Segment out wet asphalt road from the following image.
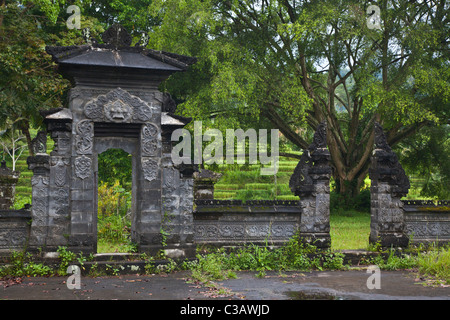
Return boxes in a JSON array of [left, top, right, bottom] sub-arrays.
[[1, 270, 449, 301]]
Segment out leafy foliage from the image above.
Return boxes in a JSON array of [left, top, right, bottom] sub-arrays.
[[191, 235, 346, 283], [98, 148, 132, 188], [396, 125, 450, 199], [0, 251, 52, 277], [97, 180, 132, 252], [149, 0, 449, 197], [0, 0, 447, 204], [97, 180, 130, 217], [0, 1, 70, 135]]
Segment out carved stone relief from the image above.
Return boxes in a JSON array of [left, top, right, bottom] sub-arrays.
[[54, 188, 69, 215], [74, 155, 92, 180], [289, 121, 330, 196], [105, 99, 133, 123], [142, 158, 158, 182], [51, 157, 70, 187], [83, 87, 154, 123], [141, 123, 159, 157], [75, 120, 94, 155], [84, 101, 103, 120], [32, 131, 47, 154], [51, 131, 71, 156], [194, 222, 296, 241], [31, 175, 49, 187]]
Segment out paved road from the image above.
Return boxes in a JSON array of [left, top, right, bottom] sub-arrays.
[[1, 270, 449, 301]]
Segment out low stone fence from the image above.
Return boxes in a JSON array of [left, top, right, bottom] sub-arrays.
[[193, 200, 301, 247], [0, 210, 31, 255], [403, 200, 450, 245]]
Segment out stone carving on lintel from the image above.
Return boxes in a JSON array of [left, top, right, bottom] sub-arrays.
[[84, 87, 154, 123]]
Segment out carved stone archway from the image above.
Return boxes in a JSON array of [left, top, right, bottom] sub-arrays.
[[26, 25, 197, 256]]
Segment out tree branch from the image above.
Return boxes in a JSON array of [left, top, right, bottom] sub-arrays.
[[264, 104, 310, 149], [388, 121, 430, 146], [279, 152, 302, 160]]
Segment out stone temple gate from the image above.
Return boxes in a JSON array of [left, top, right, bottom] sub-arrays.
[[26, 25, 197, 255]]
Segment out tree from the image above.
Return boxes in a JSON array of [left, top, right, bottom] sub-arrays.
[[148, 0, 449, 197], [396, 125, 450, 199], [0, 1, 105, 154], [82, 0, 157, 36], [98, 148, 132, 187], [0, 1, 71, 154], [0, 119, 27, 171]]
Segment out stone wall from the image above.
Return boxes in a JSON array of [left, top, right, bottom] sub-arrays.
[[0, 210, 31, 255], [193, 200, 301, 247], [403, 200, 450, 245]]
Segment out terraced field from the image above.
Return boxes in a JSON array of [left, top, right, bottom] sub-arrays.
[[211, 157, 301, 201]]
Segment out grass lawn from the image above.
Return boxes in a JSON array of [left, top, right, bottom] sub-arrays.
[[330, 210, 371, 251], [97, 241, 134, 254]]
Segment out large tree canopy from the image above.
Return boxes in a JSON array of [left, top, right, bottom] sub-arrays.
[[0, 0, 69, 152], [148, 0, 449, 196]]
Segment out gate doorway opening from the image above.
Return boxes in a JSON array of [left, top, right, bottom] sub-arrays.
[[96, 148, 134, 253], [328, 176, 371, 251]]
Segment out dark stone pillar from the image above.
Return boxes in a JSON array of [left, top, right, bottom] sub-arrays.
[[193, 169, 222, 200], [290, 121, 332, 249], [369, 122, 410, 248], [46, 115, 73, 249], [27, 132, 51, 249]]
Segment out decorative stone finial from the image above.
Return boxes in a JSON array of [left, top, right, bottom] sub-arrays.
[[31, 131, 47, 155], [370, 121, 410, 197], [101, 24, 132, 48], [289, 121, 331, 196]]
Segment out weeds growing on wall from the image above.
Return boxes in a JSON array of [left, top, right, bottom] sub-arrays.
[[0, 251, 52, 277], [187, 236, 347, 283], [415, 244, 450, 284], [1, 241, 448, 286]]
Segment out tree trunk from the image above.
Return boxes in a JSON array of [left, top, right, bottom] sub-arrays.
[[19, 121, 34, 157]]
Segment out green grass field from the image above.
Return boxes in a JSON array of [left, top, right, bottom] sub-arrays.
[[330, 210, 371, 250]]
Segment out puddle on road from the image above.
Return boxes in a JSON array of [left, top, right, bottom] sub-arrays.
[[285, 291, 346, 300]]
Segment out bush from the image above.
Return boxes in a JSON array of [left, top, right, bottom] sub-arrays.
[[0, 251, 53, 277], [330, 189, 371, 212], [235, 189, 272, 201], [416, 245, 450, 284], [97, 180, 133, 252], [191, 235, 346, 281], [12, 194, 31, 210], [97, 214, 131, 244], [98, 180, 131, 217]]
